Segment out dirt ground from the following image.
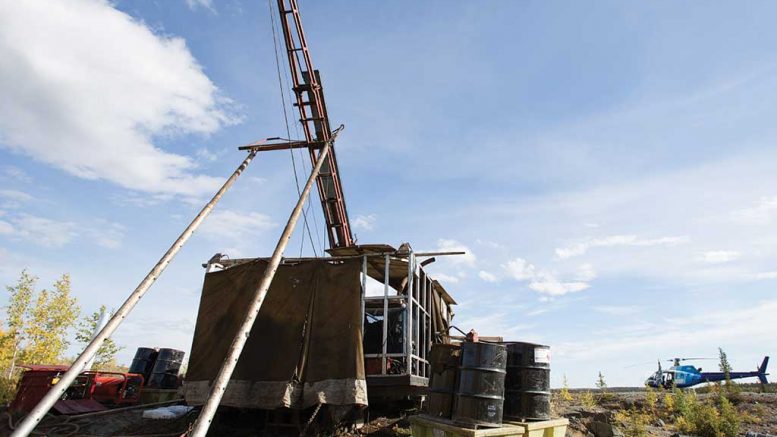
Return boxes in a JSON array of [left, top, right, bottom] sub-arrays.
[[2, 390, 775, 436], [0, 405, 411, 437], [559, 390, 777, 437]]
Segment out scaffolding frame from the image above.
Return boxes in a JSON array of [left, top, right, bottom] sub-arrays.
[[361, 249, 440, 385]]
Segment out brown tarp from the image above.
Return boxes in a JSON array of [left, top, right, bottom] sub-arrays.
[[184, 259, 367, 409]]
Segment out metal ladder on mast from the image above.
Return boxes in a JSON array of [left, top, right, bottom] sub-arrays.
[[278, 0, 353, 249]]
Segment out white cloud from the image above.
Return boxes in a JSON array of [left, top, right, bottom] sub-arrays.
[[10, 214, 77, 247], [475, 239, 504, 249], [575, 263, 597, 282], [555, 235, 689, 259], [0, 166, 31, 183], [528, 273, 589, 296], [111, 192, 172, 208], [503, 257, 592, 296], [0, 190, 33, 202], [527, 308, 548, 317], [453, 312, 537, 339], [434, 273, 460, 284], [592, 305, 640, 316], [0, 0, 237, 197], [185, 0, 216, 13], [195, 148, 220, 162], [699, 250, 741, 264], [0, 189, 33, 209], [731, 197, 777, 225], [557, 300, 777, 363], [503, 258, 536, 281], [436, 239, 476, 267], [478, 270, 498, 283], [84, 220, 126, 249], [754, 271, 777, 280], [199, 210, 275, 242], [0, 210, 126, 248], [353, 214, 377, 231]]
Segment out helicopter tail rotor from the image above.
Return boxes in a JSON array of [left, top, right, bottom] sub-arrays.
[[758, 356, 769, 385]]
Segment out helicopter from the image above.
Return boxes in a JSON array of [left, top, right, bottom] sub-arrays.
[[645, 356, 769, 389]]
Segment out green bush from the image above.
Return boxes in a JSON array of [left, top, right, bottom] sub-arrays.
[[579, 390, 597, 408], [644, 386, 658, 415], [0, 376, 19, 405], [717, 395, 740, 437], [671, 390, 739, 437], [614, 408, 650, 437]]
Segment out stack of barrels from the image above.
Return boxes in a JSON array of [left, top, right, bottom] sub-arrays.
[[426, 341, 551, 427], [129, 347, 185, 389]]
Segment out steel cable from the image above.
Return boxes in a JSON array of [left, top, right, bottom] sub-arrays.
[[267, 0, 319, 257]]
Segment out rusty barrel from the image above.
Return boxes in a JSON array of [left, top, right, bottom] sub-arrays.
[[427, 343, 461, 418], [503, 342, 551, 421], [453, 342, 507, 428]]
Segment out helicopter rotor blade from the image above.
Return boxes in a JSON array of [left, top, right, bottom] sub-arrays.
[[666, 357, 716, 362], [624, 361, 657, 369]]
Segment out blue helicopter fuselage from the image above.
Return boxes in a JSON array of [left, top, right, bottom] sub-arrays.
[[646, 357, 769, 389], [670, 365, 706, 388]]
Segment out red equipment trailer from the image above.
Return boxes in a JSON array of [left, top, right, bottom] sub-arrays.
[[10, 365, 145, 414]]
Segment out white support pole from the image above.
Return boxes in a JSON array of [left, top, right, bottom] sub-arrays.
[[406, 252, 414, 373], [361, 256, 367, 335], [84, 307, 108, 371], [382, 254, 389, 375], [189, 128, 340, 437], [11, 151, 258, 437]]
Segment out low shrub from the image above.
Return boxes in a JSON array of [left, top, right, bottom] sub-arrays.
[[579, 390, 597, 408], [614, 408, 650, 437], [671, 390, 739, 437]]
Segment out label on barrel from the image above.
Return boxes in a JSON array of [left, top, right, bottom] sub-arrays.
[[488, 404, 497, 417], [534, 347, 550, 364]]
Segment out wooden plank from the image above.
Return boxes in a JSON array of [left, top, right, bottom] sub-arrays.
[[410, 415, 526, 437]]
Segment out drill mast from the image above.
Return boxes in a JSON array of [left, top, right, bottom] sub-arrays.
[[277, 0, 354, 249]]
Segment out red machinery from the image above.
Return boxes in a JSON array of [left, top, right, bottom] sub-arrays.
[[10, 365, 144, 414]]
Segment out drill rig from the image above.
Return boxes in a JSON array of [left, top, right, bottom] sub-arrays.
[[185, 0, 458, 419], [278, 0, 458, 395]]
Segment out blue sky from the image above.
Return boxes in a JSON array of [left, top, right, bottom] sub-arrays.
[[1, 0, 776, 388]]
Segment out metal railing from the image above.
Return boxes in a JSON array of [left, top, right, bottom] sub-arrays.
[[361, 248, 441, 380]]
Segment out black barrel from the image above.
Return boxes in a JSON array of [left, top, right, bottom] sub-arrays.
[[427, 344, 461, 418], [129, 347, 158, 382], [146, 348, 185, 389], [503, 342, 551, 421], [453, 342, 507, 428]]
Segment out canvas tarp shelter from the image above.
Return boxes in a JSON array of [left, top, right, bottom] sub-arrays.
[[184, 258, 367, 409]]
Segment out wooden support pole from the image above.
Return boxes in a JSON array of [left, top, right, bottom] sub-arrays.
[[189, 126, 342, 437]]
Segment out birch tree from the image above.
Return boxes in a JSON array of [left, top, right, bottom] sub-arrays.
[[3, 270, 35, 376], [76, 305, 123, 368]]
